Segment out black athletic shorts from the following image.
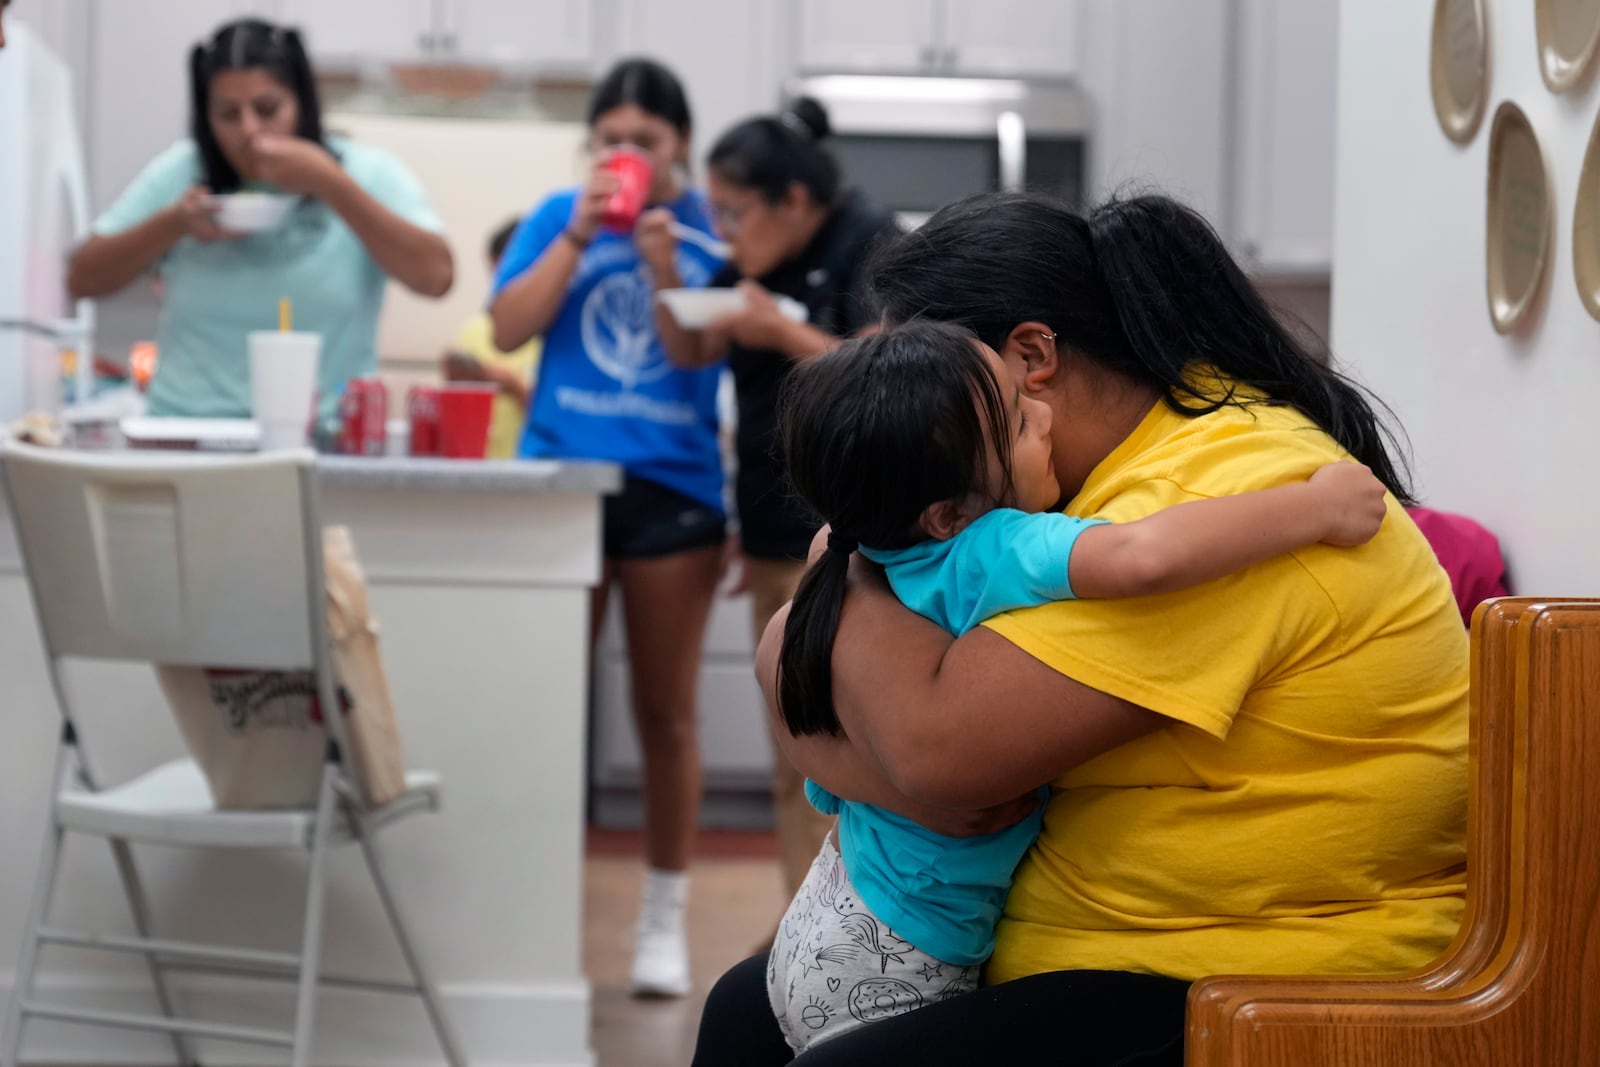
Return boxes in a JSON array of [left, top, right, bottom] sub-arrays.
[[603, 474, 726, 560]]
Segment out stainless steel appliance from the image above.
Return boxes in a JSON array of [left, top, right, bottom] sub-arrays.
[[790, 74, 1090, 228]]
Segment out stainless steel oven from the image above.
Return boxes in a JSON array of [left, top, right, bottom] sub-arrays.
[[789, 74, 1089, 228]]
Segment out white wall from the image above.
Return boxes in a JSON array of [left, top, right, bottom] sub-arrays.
[[1332, 0, 1600, 595]]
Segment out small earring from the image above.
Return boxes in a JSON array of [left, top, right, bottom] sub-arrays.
[[1040, 332, 1057, 341]]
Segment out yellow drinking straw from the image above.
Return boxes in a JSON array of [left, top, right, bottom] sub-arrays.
[[278, 297, 292, 332]]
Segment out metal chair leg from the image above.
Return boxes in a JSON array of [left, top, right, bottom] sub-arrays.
[[108, 838, 200, 1067], [2, 744, 70, 1067], [353, 813, 467, 1067], [289, 765, 338, 1067]]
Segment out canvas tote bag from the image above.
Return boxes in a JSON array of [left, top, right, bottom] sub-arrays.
[[156, 526, 406, 809]]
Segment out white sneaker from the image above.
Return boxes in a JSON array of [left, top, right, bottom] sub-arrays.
[[630, 868, 690, 998]]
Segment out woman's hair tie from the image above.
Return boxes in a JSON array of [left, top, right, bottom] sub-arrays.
[[827, 530, 858, 555], [779, 111, 814, 140]]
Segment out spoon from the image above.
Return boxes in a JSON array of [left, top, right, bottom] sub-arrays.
[[668, 221, 732, 259]]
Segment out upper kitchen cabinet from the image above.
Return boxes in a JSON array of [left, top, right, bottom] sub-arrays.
[[796, 0, 1081, 78], [1232, 0, 1338, 275], [279, 0, 595, 69], [1077, 0, 1230, 229], [796, 0, 940, 75], [448, 0, 594, 69], [937, 0, 1083, 78], [276, 0, 426, 64]]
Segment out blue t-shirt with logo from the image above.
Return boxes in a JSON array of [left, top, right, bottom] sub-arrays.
[[492, 188, 726, 513]]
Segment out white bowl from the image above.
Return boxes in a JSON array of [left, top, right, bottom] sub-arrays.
[[208, 192, 298, 233], [656, 288, 808, 329]]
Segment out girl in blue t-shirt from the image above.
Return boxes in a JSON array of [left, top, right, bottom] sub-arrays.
[[489, 58, 726, 1000], [765, 321, 1390, 1052]]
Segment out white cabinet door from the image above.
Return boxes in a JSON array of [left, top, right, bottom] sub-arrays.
[[938, 0, 1083, 78], [1077, 0, 1230, 228], [796, 0, 940, 74], [1233, 0, 1338, 274], [447, 0, 594, 69], [278, 0, 433, 64], [220, 0, 288, 17]]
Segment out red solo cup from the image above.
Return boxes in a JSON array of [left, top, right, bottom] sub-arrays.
[[437, 384, 496, 459], [407, 385, 442, 456], [598, 146, 655, 232]]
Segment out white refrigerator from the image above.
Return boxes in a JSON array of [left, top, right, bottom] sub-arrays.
[[0, 20, 94, 422]]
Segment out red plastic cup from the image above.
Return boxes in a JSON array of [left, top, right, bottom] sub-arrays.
[[598, 146, 654, 232], [407, 385, 442, 456], [437, 384, 496, 460]]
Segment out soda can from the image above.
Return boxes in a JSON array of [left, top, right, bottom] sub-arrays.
[[339, 377, 388, 456], [407, 385, 442, 457]]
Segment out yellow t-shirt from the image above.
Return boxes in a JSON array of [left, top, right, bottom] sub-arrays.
[[453, 312, 541, 460], [985, 385, 1469, 984]]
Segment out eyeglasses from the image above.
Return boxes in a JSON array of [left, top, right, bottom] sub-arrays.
[[708, 199, 755, 236]]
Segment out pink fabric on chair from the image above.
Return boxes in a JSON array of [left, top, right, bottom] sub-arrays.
[[1406, 506, 1511, 626]]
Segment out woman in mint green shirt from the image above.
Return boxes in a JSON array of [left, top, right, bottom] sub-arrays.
[[67, 18, 452, 422]]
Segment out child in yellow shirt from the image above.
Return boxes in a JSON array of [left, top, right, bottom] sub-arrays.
[[443, 218, 541, 459]]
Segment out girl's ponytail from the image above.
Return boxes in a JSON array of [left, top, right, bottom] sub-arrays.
[[776, 533, 856, 737], [1085, 196, 1415, 503], [278, 27, 327, 147]]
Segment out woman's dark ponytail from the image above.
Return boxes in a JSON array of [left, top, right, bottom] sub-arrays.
[[776, 536, 856, 737], [188, 42, 212, 173], [278, 28, 326, 143], [1084, 196, 1415, 503]]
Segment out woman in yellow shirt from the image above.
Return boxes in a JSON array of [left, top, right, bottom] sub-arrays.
[[691, 193, 1467, 1066]]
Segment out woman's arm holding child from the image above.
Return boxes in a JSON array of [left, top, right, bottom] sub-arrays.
[[1069, 461, 1389, 599]]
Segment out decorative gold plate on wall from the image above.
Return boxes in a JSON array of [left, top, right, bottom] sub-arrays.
[[1535, 0, 1600, 92], [1432, 0, 1490, 142], [1485, 102, 1553, 333], [1571, 105, 1600, 319]]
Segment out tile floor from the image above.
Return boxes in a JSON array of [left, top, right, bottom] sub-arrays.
[[585, 829, 787, 1067]]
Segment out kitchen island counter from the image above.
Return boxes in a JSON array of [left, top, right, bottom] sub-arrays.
[[0, 453, 615, 1067]]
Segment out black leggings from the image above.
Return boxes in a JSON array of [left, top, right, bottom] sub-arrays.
[[690, 953, 1190, 1066]]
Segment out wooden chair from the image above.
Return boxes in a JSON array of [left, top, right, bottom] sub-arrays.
[[1186, 598, 1600, 1066]]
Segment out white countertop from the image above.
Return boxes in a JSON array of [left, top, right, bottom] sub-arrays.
[[316, 455, 621, 493], [0, 440, 621, 496]]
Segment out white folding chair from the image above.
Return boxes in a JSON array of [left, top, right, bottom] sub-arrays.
[[0, 444, 466, 1067]]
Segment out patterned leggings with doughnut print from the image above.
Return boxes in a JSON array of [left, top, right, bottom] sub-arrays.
[[767, 834, 980, 1053]]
